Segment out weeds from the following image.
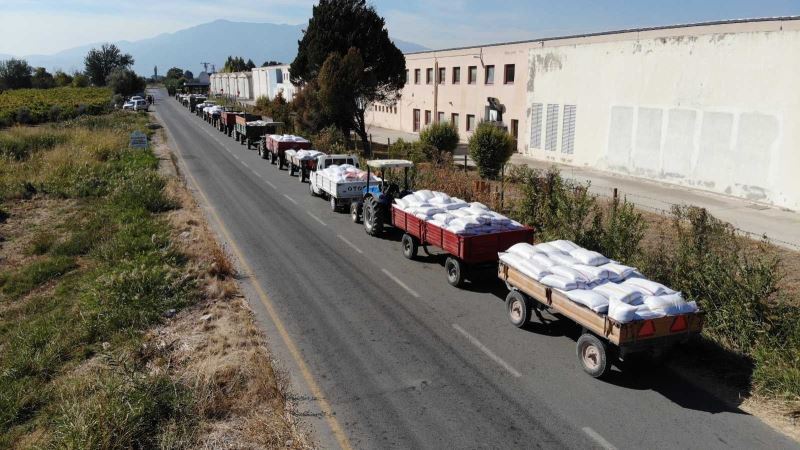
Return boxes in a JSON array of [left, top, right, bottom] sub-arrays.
[[0, 256, 77, 299]]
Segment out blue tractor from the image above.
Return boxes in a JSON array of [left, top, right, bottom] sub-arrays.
[[351, 159, 415, 236]]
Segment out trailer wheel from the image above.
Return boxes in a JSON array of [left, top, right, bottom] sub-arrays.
[[445, 257, 465, 287], [290, 164, 296, 176], [505, 290, 531, 328], [350, 202, 361, 223], [576, 334, 612, 378], [330, 196, 338, 212], [401, 234, 418, 260], [309, 182, 318, 197], [247, 141, 252, 150]]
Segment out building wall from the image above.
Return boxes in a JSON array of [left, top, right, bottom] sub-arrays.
[[364, 18, 800, 210], [209, 72, 253, 100], [251, 65, 295, 102], [366, 42, 530, 149], [525, 20, 800, 210]]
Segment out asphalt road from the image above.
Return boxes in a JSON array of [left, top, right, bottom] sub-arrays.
[[152, 89, 795, 450]]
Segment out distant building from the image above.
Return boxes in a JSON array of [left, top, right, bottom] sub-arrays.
[[209, 71, 253, 100], [252, 64, 295, 102], [366, 16, 800, 210]]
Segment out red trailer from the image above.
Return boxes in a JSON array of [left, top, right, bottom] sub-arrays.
[[262, 135, 312, 169], [392, 206, 534, 287], [219, 111, 242, 136]]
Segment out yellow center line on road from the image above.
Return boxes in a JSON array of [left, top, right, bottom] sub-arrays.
[[159, 106, 353, 450]]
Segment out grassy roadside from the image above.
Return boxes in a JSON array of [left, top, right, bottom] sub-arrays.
[[0, 111, 311, 448]]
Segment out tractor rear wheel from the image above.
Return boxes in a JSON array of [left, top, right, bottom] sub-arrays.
[[364, 198, 384, 236]]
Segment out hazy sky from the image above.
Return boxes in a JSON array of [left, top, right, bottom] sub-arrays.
[[2, 0, 799, 55]]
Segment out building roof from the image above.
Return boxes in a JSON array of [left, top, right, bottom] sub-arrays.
[[404, 16, 800, 55]]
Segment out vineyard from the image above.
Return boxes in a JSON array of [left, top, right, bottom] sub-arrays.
[[0, 87, 112, 127]]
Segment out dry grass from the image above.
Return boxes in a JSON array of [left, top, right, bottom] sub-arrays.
[[152, 129, 313, 448]]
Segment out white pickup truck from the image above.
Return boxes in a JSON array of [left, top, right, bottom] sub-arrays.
[[308, 155, 372, 211]]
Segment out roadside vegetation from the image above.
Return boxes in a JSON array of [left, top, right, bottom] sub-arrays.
[[0, 87, 112, 127], [0, 110, 310, 448]]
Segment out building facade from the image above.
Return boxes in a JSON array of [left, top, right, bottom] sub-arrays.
[[209, 71, 253, 100], [252, 65, 296, 102], [365, 17, 800, 210]]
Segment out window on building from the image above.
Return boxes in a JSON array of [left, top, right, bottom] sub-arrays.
[[405, 70, 409, 83], [545, 104, 560, 151], [452, 67, 461, 84], [438, 67, 446, 84], [413, 109, 421, 132], [561, 105, 577, 154], [451, 113, 459, 129], [414, 69, 420, 84], [425, 110, 431, 125], [485, 65, 495, 84], [467, 114, 476, 131], [529, 103, 543, 149], [468, 66, 477, 84], [275, 68, 283, 84], [426, 68, 433, 84], [438, 111, 445, 123], [511, 119, 519, 152], [504, 64, 515, 84]]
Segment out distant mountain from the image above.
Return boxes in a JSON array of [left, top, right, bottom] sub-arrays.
[[5, 19, 428, 75]]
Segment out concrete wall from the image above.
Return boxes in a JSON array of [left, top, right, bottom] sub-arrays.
[[524, 21, 800, 210]]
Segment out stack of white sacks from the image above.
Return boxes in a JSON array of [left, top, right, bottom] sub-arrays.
[[291, 149, 325, 160], [318, 164, 381, 182], [247, 120, 272, 126], [499, 240, 698, 323], [394, 190, 526, 235], [269, 134, 310, 144]]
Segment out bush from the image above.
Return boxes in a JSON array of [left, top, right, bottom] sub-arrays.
[[0, 128, 69, 160], [468, 121, 514, 179], [15, 107, 31, 124], [312, 125, 346, 153], [420, 121, 459, 160]]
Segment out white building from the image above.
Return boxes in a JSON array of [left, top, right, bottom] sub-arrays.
[[365, 17, 800, 211], [209, 71, 253, 100], [252, 64, 296, 102]]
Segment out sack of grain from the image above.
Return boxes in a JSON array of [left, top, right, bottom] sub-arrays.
[[608, 298, 637, 323], [622, 278, 676, 296], [550, 240, 580, 253], [565, 289, 610, 313], [592, 282, 643, 305], [540, 274, 577, 291], [569, 248, 609, 266]]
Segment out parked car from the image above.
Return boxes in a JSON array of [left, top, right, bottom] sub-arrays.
[[122, 100, 135, 110], [133, 99, 149, 111]]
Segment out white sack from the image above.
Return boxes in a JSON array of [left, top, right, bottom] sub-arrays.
[[394, 198, 408, 209], [550, 240, 580, 253], [432, 213, 456, 224], [532, 253, 557, 268], [608, 298, 637, 323], [539, 274, 577, 291], [532, 242, 559, 254], [548, 252, 580, 267], [470, 202, 489, 210], [623, 278, 676, 296], [414, 190, 435, 201], [499, 253, 551, 281], [633, 305, 665, 320], [643, 293, 697, 315], [569, 248, 610, 266], [505, 243, 538, 259], [550, 265, 589, 284], [564, 289, 610, 313], [571, 264, 611, 281], [592, 283, 643, 305], [600, 262, 637, 281]]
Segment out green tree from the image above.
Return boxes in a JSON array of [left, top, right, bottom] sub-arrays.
[[106, 68, 145, 97], [0, 58, 33, 90], [246, 59, 256, 70], [183, 70, 194, 80], [31, 67, 55, 89], [71, 73, 89, 87], [84, 44, 134, 86], [262, 60, 282, 67], [165, 67, 184, 80], [291, 0, 406, 154], [53, 70, 73, 87], [420, 121, 459, 161], [468, 122, 514, 179], [222, 56, 249, 73]]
